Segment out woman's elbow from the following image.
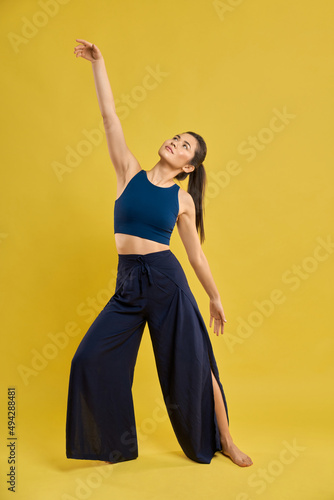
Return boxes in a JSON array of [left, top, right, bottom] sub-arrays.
[[102, 108, 117, 126]]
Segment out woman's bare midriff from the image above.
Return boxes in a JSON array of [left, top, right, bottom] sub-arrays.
[[115, 233, 170, 255]]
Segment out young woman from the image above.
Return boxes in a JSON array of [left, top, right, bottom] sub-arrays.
[[66, 38, 253, 467]]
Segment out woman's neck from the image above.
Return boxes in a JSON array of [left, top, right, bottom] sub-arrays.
[[147, 162, 177, 187]]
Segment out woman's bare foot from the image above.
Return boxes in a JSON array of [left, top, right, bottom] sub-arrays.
[[221, 439, 253, 467]]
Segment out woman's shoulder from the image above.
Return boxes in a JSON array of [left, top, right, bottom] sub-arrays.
[[178, 186, 194, 202], [177, 187, 195, 215]]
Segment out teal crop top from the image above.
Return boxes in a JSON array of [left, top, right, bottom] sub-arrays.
[[114, 170, 180, 245]]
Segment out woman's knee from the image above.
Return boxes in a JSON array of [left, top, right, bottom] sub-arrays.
[[71, 341, 99, 368]]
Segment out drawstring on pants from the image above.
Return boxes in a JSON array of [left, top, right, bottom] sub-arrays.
[[136, 256, 153, 295]]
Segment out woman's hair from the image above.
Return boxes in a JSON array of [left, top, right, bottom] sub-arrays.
[[174, 131, 207, 243]]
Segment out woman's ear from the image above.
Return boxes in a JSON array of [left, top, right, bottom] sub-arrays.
[[182, 164, 195, 174]]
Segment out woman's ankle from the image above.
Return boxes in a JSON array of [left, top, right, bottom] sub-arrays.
[[220, 434, 234, 448]]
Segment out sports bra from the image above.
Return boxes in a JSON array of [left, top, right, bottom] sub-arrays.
[[114, 169, 180, 245]]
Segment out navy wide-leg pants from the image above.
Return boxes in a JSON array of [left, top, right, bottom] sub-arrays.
[[66, 249, 229, 464]]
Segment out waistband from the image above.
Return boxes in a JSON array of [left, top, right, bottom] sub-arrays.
[[117, 249, 172, 265], [116, 250, 174, 295], [115, 248, 189, 298]]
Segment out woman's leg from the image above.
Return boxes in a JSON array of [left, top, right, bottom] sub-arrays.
[[66, 256, 149, 463], [211, 370, 253, 466], [138, 249, 252, 465]]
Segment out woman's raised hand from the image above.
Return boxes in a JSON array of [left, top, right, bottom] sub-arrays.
[[74, 39, 102, 62]]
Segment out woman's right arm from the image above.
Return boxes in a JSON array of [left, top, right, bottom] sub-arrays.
[[74, 39, 140, 184]]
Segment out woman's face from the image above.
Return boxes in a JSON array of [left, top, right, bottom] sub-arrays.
[[158, 133, 198, 172]]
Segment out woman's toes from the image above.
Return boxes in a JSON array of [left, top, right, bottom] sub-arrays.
[[221, 442, 253, 467]]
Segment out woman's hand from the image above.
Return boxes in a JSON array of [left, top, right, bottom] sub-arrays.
[[74, 39, 102, 62], [209, 298, 227, 336]]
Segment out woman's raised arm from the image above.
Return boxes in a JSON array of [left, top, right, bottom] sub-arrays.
[[74, 39, 140, 183]]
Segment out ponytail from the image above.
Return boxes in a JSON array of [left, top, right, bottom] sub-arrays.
[[174, 131, 207, 244], [188, 163, 206, 243]]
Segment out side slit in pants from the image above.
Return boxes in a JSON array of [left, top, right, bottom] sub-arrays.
[[66, 249, 229, 464]]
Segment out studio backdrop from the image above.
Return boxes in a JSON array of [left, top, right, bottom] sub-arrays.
[[0, 1, 333, 499]]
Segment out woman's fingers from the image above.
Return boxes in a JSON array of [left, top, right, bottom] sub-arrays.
[[74, 43, 89, 51], [210, 300, 227, 335], [75, 39, 94, 52], [219, 310, 227, 335], [73, 39, 99, 62], [74, 48, 91, 60], [210, 314, 227, 335], [220, 317, 225, 335], [74, 48, 85, 57], [74, 40, 90, 51], [210, 316, 219, 335], [75, 38, 90, 45], [220, 312, 227, 335]]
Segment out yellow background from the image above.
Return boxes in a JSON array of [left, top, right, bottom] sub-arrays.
[[1, 0, 333, 498]]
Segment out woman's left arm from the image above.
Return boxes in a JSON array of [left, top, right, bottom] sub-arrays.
[[176, 190, 227, 336]]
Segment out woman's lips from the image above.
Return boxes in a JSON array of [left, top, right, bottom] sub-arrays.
[[166, 146, 174, 154]]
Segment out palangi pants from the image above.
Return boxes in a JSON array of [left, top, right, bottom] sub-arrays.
[[66, 249, 229, 464]]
